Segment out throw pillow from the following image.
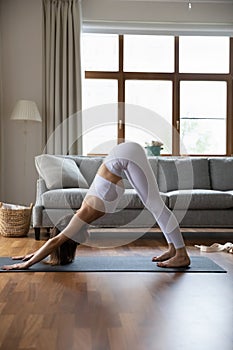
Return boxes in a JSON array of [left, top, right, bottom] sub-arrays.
[[35, 155, 89, 189], [209, 158, 233, 191], [158, 157, 211, 192]]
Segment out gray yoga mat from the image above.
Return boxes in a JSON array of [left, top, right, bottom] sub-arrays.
[[0, 256, 226, 273]]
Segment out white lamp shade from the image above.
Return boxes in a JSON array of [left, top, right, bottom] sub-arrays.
[[11, 100, 42, 122]]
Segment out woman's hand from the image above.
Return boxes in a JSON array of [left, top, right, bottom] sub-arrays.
[[11, 253, 35, 261], [1, 261, 29, 270], [0, 253, 35, 270], [1, 234, 68, 271]]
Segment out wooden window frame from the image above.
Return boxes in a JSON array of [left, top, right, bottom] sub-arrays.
[[85, 35, 233, 156]]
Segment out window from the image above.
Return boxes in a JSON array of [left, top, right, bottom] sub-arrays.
[[125, 80, 172, 153], [82, 34, 233, 156], [179, 36, 229, 74], [82, 33, 119, 71], [180, 81, 227, 155], [124, 35, 174, 72]]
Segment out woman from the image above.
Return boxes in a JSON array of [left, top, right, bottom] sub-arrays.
[[2, 142, 190, 270]]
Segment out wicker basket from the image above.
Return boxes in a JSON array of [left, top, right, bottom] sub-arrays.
[[0, 202, 33, 237]]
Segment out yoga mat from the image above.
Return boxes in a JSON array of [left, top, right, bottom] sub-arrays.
[[0, 256, 226, 273]]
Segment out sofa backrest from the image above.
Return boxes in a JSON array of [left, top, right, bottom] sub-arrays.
[[35, 154, 159, 189], [72, 156, 104, 186], [37, 154, 233, 193], [48, 155, 159, 189], [209, 158, 233, 191], [158, 157, 211, 192]]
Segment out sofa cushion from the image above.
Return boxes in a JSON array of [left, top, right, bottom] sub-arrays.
[[118, 189, 144, 209], [168, 189, 233, 210], [42, 189, 88, 209], [42, 189, 137, 210], [209, 158, 233, 191], [42, 188, 169, 210], [117, 189, 168, 209], [35, 155, 89, 190], [148, 157, 159, 179], [158, 158, 211, 192]]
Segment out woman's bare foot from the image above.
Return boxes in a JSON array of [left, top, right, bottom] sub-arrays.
[[156, 249, 191, 268], [152, 244, 176, 262]]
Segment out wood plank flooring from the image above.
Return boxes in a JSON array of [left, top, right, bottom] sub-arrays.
[[0, 229, 232, 350]]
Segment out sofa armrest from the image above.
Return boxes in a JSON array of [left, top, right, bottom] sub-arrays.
[[35, 178, 48, 204], [32, 178, 48, 227]]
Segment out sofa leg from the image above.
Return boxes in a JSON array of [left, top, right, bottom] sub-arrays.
[[35, 227, 40, 240]]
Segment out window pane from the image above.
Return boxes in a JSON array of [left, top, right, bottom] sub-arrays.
[[180, 81, 227, 155], [125, 81, 173, 153], [179, 36, 229, 73], [124, 35, 174, 72], [180, 119, 226, 155], [180, 81, 226, 118], [82, 33, 119, 71], [82, 79, 118, 155]]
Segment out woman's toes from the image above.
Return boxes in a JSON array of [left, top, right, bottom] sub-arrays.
[[152, 250, 176, 262], [152, 256, 159, 261]]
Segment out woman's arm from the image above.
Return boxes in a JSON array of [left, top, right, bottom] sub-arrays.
[[1, 233, 69, 270], [1, 200, 104, 270]]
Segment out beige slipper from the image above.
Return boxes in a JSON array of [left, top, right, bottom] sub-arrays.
[[195, 242, 233, 254]]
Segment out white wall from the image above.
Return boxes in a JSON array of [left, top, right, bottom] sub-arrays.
[[0, 0, 43, 205]]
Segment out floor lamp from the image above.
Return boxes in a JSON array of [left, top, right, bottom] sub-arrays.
[[11, 100, 42, 177]]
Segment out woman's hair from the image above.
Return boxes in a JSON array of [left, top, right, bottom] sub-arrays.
[[46, 214, 79, 265]]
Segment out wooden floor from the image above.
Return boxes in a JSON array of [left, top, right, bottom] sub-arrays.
[[0, 228, 233, 350]]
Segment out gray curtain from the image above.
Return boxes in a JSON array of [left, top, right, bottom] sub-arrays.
[[43, 0, 82, 154]]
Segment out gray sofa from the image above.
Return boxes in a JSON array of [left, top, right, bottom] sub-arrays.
[[33, 154, 233, 240]]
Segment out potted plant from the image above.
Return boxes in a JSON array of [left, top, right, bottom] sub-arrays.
[[145, 140, 163, 156]]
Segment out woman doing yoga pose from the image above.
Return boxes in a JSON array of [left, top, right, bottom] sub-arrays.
[[2, 142, 190, 270]]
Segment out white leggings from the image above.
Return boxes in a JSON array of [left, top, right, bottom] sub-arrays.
[[87, 174, 125, 213], [86, 142, 185, 249]]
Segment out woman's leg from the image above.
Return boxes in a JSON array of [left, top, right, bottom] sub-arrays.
[[104, 142, 190, 267]]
